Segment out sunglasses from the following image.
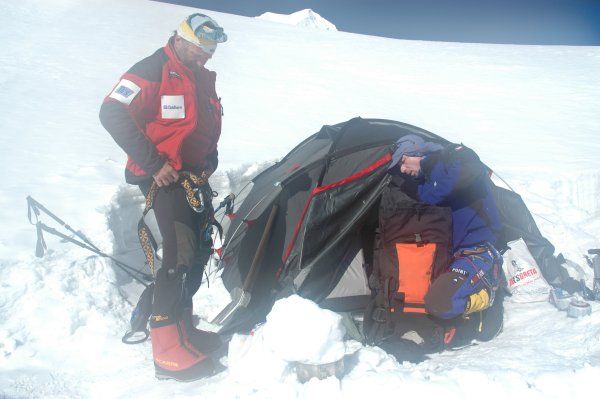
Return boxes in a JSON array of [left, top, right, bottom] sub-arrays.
[[186, 13, 227, 43], [188, 40, 217, 55]]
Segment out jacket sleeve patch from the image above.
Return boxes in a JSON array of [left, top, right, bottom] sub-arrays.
[[109, 79, 141, 105], [161, 95, 185, 119]]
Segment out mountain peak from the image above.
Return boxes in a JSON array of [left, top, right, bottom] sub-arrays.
[[256, 9, 337, 31]]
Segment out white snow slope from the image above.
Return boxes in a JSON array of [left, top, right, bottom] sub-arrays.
[[0, 0, 599, 397], [257, 9, 337, 31]]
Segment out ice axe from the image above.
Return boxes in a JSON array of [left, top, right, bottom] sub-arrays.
[[212, 203, 279, 326]]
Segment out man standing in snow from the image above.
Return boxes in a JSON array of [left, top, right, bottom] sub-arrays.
[[391, 135, 504, 342], [99, 13, 226, 381]]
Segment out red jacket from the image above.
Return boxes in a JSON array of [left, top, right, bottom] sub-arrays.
[[100, 38, 222, 183]]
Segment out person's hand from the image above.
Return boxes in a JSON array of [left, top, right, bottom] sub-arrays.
[[153, 162, 179, 187]]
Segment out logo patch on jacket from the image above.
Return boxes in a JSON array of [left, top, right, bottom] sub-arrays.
[[161, 95, 185, 119], [108, 79, 141, 105]]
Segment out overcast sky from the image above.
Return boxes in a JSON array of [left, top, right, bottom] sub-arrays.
[[154, 0, 600, 45]]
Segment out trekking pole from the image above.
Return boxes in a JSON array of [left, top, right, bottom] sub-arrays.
[[27, 196, 100, 251], [26, 196, 152, 286], [39, 223, 150, 287]]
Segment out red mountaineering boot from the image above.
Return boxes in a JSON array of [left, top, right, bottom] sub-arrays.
[[150, 320, 217, 382], [150, 267, 218, 382]]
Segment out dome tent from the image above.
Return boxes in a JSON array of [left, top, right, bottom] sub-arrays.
[[214, 117, 573, 334]]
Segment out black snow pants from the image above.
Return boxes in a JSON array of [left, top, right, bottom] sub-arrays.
[[139, 181, 212, 325]]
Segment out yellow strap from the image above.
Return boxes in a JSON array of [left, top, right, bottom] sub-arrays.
[[144, 182, 158, 214], [138, 224, 156, 276], [464, 288, 490, 315], [143, 171, 208, 214]]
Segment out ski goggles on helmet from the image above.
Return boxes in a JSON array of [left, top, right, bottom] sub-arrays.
[[177, 13, 227, 54]]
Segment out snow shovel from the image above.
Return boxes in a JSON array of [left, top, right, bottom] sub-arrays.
[[212, 203, 279, 326]]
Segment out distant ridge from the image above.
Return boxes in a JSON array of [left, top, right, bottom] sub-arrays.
[[256, 9, 337, 31]]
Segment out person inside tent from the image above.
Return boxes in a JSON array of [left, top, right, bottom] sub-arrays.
[[389, 134, 505, 346], [99, 13, 227, 381]]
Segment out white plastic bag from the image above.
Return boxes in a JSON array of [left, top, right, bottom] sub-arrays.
[[502, 238, 551, 302]]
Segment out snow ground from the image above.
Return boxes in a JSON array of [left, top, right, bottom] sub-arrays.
[[0, 0, 599, 397]]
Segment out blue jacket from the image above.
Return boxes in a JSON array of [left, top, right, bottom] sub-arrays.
[[416, 145, 502, 252]]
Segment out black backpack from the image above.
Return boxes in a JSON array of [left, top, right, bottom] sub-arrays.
[[364, 178, 453, 348]]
